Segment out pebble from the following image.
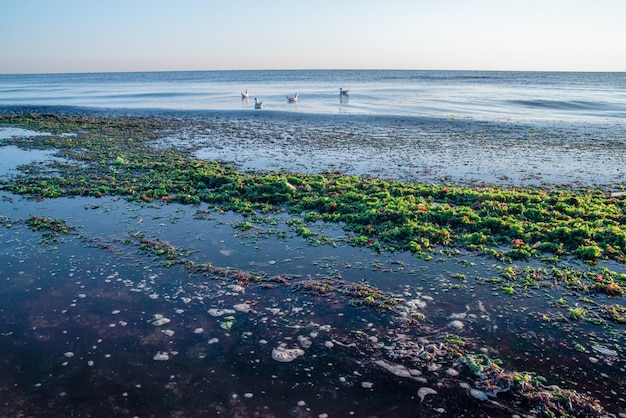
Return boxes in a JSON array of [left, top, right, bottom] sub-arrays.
[[361, 381, 374, 389], [446, 368, 459, 376], [469, 388, 489, 401], [228, 284, 244, 293], [417, 387, 437, 403], [592, 345, 618, 357], [152, 317, 170, 326], [153, 351, 170, 361], [233, 303, 251, 312], [427, 363, 442, 372], [448, 320, 464, 330], [374, 359, 412, 378]]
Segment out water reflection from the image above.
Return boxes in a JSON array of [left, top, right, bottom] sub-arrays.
[[0, 193, 624, 416]]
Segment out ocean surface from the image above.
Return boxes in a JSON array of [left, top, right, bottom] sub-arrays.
[[1, 70, 626, 123]]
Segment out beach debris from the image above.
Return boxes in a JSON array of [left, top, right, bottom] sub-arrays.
[[271, 346, 305, 362], [417, 387, 437, 403]]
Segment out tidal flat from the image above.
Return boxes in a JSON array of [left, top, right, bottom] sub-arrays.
[[0, 110, 625, 417]]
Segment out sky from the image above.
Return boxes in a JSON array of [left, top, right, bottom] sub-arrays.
[[1, 0, 624, 74]]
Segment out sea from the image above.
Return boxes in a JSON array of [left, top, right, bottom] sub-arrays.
[[1, 69, 626, 123]]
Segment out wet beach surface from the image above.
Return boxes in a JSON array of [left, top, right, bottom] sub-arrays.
[[1, 108, 625, 417]]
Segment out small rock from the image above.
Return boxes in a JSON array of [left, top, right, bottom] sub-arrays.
[[448, 320, 464, 330], [418, 387, 437, 403], [469, 388, 488, 401]]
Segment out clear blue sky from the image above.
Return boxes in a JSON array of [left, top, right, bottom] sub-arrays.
[[1, 0, 624, 74]]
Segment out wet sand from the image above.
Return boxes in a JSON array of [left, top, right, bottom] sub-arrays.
[[152, 111, 626, 188]]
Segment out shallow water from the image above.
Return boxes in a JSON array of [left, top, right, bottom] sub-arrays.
[[2, 70, 625, 123], [1, 190, 625, 416], [0, 128, 71, 176], [1, 113, 625, 416]]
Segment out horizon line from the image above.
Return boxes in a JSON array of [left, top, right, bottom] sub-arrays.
[[2, 68, 625, 76]]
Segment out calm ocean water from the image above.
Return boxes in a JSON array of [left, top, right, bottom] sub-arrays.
[[1, 70, 625, 123]]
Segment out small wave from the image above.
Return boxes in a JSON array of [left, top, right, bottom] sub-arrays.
[[109, 91, 206, 99], [510, 99, 618, 112]]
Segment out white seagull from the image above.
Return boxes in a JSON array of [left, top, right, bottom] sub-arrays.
[[287, 93, 299, 103], [339, 88, 350, 96], [241, 89, 249, 99], [254, 98, 263, 109]]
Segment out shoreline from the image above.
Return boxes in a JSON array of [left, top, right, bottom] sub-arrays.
[[3, 104, 624, 189]]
